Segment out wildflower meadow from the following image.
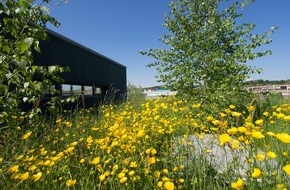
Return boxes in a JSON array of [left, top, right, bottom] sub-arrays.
[[1, 93, 290, 189]]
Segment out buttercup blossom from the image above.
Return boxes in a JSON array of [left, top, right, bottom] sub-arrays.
[[119, 177, 127, 184], [22, 131, 32, 140], [255, 119, 263, 126], [19, 172, 29, 181], [231, 178, 244, 190], [79, 158, 85, 163], [252, 131, 265, 139], [267, 151, 277, 159], [66, 179, 76, 187], [91, 157, 100, 164], [219, 134, 230, 146], [252, 168, 262, 178], [283, 164, 290, 175], [8, 165, 19, 173], [99, 174, 106, 181], [164, 181, 175, 190], [276, 133, 290, 143], [32, 172, 42, 181]]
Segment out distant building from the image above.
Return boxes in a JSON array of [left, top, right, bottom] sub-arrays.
[[246, 84, 290, 97], [143, 86, 177, 98]]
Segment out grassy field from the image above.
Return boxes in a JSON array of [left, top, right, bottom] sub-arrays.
[[1, 94, 290, 189]]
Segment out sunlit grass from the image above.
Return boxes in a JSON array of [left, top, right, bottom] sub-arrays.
[[1, 96, 290, 189]]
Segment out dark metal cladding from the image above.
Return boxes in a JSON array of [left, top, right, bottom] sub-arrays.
[[33, 28, 127, 108]]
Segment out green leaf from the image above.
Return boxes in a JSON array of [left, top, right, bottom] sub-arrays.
[[24, 82, 30, 89], [23, 97, 28, 102], [48, 66, 56, 73], [24, 37, 33, 47]]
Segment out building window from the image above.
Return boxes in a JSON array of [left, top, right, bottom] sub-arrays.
[[281, 86, 287, 90], [72, 85, 82, 95], [83, 86, 93, 95], [94, 87, 102, 95], [61, 84, 82, 96], [62, 84, 72, 96]]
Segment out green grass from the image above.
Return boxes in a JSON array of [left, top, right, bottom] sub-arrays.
[[1, 95, 290, 189]]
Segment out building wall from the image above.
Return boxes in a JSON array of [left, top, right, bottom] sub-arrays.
[[33, 29, 127, 105]]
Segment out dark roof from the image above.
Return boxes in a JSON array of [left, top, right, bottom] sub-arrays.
[[45, 28, 126, 69]]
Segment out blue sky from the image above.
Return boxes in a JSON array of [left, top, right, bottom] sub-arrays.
[[48, 0, 290, 87]]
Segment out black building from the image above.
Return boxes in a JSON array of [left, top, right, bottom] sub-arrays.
[[33, 29, 127, 107]]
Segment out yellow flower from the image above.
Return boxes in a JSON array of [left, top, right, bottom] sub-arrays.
[[64, 121, 72, 127], [0, 157, 3, 163], [157, 181, 163, 187], [231, 112, 241, 117], [145, 148, 151, 154], [178, 178, 185, 183], [247, 105, 255, 112], [117, 172, 125, 179], [70, 141, 78, 146], [229, 105, 235, 109], [211, 119, 220, 126], [32, 172, 42, 182], [277, 183, 287, 190], [128, 170, 135, 176], [66, 179, 76, 187], [19, 172, 29, 181], [129, 161, 137, 168], [22, 131, 32, 140], [283, 164, 290, 175], [206, 116, 214, 121], [8, 165, 19, 173], [28, 165, 37, 171], [91, 157, 100, 165], [230, 139, 241, 150], [153, 171, 160, 178], [252, 168, 262, 178], [79, 158, 85, 163], [91, 126, 98, 131], [255, 119, 263, 126], [284, 115, 290, 121], [113, 164, 119, 170], [263, 112, 269, 117], [163, 169, 169, 174], [267, 132, 276, 136], [137, 129, 146, 137], [173, 166, 179, 172], [238, 127, 247, 133], [99, 174, 106, 181], [219, 134, 230, 146], [119, 177, 127, 184], [86, 136, 93, 144], [220, 112, 227, 117], [251, 131, 265, 139], [276, 133, 290, 143], [227, 127, 238, 135], [151, 148, 157, 155], [231, 178, 244, 190], [16, 155, 24, 160], [147, 157, 156, 164], [267, 151, 277, 159], [164, 181, 175, 190], [255, 153, 265, 161], [192, 103, 201, 108]]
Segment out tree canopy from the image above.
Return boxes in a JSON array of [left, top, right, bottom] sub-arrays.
[[141, 0, 276, 107], [0, 0, 64, 129]]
